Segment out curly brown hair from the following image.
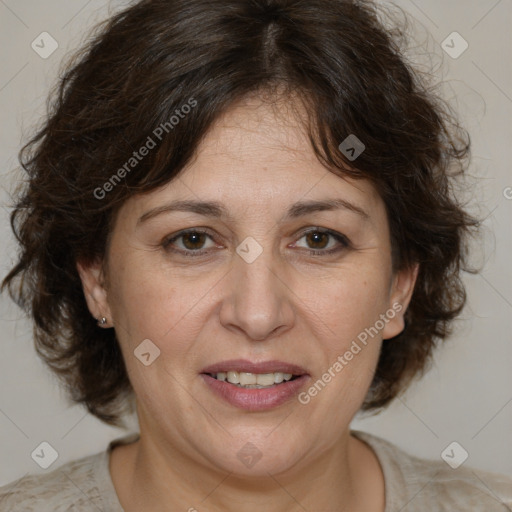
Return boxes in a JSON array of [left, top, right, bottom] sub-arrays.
[[2, 0, 479, 427]]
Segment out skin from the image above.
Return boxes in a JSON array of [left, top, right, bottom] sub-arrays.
[[77, 92, 418, 512]]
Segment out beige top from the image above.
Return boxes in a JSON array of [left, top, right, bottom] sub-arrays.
[[1, 430, 511, 511]]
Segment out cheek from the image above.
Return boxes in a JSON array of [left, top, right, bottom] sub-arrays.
[[109, 255, 213, 344], [294, 266, 388, 408], [298, 277, 385, 425], [298, 267, 391, 346]]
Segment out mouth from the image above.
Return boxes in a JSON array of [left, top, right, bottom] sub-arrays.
[[204, 371, 302, 389], [200, 359, 309, 391], [200, 364, 310, 411]]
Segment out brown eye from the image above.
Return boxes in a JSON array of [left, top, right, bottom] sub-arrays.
[[304, 231, 330, 249], [181, 232, 208, 250], [294, 228, 350, 255], [162, 229, 216, 256]]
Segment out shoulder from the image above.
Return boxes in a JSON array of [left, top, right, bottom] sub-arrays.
[[352, 430, 512, 511], [0, 449, 118, 512]]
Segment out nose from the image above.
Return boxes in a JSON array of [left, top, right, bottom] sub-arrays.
[[219, 246, 295, 341]]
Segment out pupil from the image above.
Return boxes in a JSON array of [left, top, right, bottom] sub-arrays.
[[182, 232, 328, 251], [183, 232, 204, 250], [307, 232, 328, 249]]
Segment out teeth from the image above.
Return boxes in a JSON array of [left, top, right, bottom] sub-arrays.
[[274, 372, 284, 384], [226, 371, 239, 384], [254, 373, 275, 386], [212, 371, 297, 387], [239, 372, 257, 385]]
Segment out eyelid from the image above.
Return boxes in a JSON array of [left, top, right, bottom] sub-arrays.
[[294, 226, 350, 244], [162, 226, 350, 256], [162, 227, 217, 248], [291, 227, 350, 253]]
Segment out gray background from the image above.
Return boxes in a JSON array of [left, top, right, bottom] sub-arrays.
[[1, 0, 511, 487]]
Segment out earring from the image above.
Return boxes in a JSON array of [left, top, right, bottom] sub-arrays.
[[97, 316, 108, 326]]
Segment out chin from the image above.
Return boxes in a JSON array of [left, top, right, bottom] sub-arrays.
[[201, 433, 311, 478]]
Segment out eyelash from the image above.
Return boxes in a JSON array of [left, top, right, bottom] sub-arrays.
[[162, 227, 350, 258]]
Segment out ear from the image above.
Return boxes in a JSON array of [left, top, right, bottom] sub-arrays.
[[76, 259, 113, 326], [382, 263, 419, 340]]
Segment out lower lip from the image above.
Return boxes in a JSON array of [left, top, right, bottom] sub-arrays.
[[200, 374, 310, 411]]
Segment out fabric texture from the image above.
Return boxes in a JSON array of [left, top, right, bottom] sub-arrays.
[[1, 430, 510, 511]]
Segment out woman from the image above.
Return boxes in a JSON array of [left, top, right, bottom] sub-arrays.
[[1, 0, 511, 510]]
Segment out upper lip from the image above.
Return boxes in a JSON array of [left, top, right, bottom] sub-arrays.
[[201, 359, 309, 375]]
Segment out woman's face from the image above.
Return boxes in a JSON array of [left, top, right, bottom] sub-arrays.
[[79, 94, 417, 476]]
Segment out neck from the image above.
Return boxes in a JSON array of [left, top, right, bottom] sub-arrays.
[[110, 424, 384, 512]]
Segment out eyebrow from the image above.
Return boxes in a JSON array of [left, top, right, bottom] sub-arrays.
[[137, 198, 370, 225]]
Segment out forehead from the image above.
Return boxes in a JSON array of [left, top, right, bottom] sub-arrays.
[[174, 94, 380, 205], [118, 93, 384, 225], [199, 93, 310, 156]]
